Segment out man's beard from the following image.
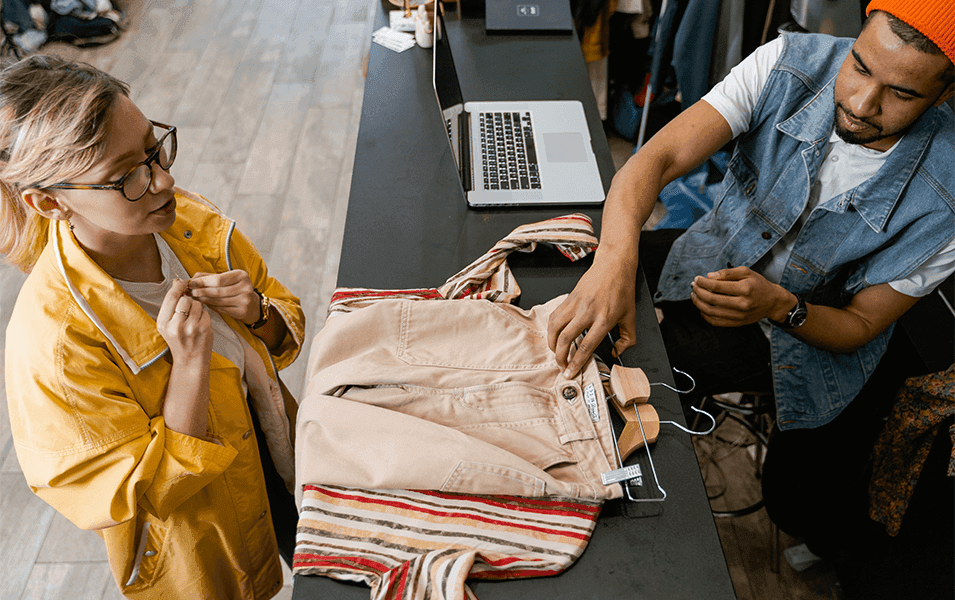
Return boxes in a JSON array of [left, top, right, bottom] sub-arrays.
[[832, 103, 893, 145]]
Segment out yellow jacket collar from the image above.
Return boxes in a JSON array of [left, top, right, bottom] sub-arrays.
[[50, 189, 236, 374]]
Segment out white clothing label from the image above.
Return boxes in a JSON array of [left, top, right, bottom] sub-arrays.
[[583, 384, 599, 422], [601, 464, 643, 486]]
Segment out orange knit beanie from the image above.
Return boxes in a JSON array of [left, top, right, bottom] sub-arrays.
[[867, 0, 955, 65]]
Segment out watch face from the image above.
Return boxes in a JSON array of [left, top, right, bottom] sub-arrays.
[[787, 299, 808, 328], [789, 308, 808, 328]]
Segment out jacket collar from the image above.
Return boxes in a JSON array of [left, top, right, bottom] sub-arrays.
[[53, 219, 168, 374], [776, 76, 941, 233], [51, 189, 234, 374]]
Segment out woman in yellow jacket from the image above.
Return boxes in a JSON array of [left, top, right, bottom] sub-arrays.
[[2, 56, 305, 598]]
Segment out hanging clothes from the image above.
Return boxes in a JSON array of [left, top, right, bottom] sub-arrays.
[[869, 364, 955, 536], [671, 0, 722, 109]]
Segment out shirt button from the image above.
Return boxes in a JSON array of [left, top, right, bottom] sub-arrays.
[[243, 430, 252, 440], [831, 155, 839, 162], [814, 150, 820, 156], [183, 230, 193, 239], [562, 387, 578, 400], [145, 550, 157, 557], [761, 231, 772, 240], [260, 510, 267, 519]]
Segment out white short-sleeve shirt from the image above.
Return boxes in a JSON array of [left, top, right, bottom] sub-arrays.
[[701, 37, 955, 298]]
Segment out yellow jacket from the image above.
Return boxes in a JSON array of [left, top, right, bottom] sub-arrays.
[[5, 190, 305, 599]]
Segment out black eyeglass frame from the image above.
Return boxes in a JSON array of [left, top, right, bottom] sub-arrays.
[[45, 121, 177, 202]]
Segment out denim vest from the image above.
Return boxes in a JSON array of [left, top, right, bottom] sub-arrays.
[[655, 33, 955, 430]]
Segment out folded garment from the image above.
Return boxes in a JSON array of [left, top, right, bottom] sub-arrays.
[[294, 485, 602, 600]]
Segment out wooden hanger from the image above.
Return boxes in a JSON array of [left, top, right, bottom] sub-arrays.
[[608, 365, 659, 461], [609, 364, 650, 407]]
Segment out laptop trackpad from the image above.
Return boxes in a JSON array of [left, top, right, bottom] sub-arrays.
[[542, 132, 588, 163]]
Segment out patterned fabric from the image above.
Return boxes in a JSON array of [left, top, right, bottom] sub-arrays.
[[868, 364, 955, 536], [326, 214, 597, 315], [298, 214, 603, 598], [294, 485, 602, 600]]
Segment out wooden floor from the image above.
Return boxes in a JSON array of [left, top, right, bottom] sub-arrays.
[[1, 1, 840, 598]]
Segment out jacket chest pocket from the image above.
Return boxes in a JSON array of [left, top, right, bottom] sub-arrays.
[[397, 301, 551, 371]]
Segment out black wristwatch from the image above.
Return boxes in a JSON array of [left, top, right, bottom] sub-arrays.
[[771, 295, 808, 329]]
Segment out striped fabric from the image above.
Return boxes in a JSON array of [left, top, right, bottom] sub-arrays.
[[294, 485, 603, 600], [326, 214, 597, 315]]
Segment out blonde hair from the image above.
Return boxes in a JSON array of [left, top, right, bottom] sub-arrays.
[[0, 55, 129, 272]]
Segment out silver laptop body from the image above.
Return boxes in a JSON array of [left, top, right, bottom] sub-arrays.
[[433, 10, 605, 207]]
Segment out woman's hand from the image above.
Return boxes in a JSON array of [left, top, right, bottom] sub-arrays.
[[156, 279, 213, 438], [157, 279, 213, 363], [188, 270, 261, 325]]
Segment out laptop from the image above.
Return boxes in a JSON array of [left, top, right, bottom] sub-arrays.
[[432, 9, 605, 207], [485, 0, 574, 33]]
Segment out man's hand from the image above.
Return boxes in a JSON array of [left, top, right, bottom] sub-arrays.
[[690, 266, 795, 326], [188, 270, 261, 325], [547, 259, 638, 378]]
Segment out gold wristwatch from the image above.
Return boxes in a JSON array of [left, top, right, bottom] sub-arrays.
[[249, 289, 271, 329]]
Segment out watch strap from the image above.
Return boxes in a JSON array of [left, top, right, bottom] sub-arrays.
[[249, 288, 271, 329], [770, 295, 807, 329]]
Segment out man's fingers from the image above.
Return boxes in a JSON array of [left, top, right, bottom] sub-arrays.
[[563, 326, 605, 379], [612, 319, 637, 358], [547, 304, 574, 353], [553, 323, 583, 371], [694, 275, 746, 297], [692, 292, 746, 322], [706, 266, 752, 281]]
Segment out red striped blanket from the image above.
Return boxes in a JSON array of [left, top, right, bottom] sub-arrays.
[[294, 485, 603, 600]]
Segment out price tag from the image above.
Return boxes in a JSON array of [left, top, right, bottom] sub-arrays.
[[583, 383, 599, 422], [601, 464, 643, 486]]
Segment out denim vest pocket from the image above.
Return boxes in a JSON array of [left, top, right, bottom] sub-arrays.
[[442, 461, 547, 496], [728, 148, 759, 201], [398, 301, 549, 371]]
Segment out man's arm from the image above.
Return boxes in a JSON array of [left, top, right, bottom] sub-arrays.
[[691, 268, 920, 352], [547, 100, 734, 377]]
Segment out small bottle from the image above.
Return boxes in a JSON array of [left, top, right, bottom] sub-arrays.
[[415, 3, 433, 48]]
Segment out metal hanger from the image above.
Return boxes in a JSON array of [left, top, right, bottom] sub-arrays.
[[597, 333, 715, 501]]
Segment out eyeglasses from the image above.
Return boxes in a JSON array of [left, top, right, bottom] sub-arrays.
[[46, 121, 177, 202]]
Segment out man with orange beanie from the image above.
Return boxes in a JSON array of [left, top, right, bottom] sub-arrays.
[[547, 0, 954, 594]]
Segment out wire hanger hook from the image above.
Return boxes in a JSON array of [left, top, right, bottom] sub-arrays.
[[659, 406, 715, 436], [649, 368, 696, 394]]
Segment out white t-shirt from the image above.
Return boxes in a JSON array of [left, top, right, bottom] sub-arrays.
[[701, 36, 955, 298], [117, 235, 248, 391]]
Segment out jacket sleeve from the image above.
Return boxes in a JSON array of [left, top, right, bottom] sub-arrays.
[[7, 326, 238, 527], [227, 226, 306, 370]]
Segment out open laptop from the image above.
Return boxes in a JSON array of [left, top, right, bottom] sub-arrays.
[[432, 9, 605, 207], [485, 0, 574, 33]]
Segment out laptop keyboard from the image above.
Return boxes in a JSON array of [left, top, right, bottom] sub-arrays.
[[479, 111, 540, 191]]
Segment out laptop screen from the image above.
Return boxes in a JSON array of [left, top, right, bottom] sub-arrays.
[[432, 9, 468, 175], [432, 9, 464, 114]]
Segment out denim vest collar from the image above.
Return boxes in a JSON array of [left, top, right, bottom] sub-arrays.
[[776, 74, 940, 234]]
